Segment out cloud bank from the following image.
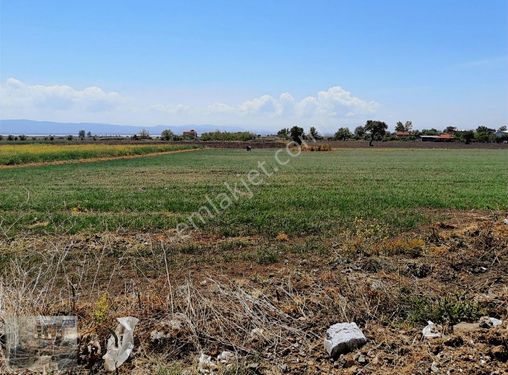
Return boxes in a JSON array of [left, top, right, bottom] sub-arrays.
[[0, 78, 378, 132]]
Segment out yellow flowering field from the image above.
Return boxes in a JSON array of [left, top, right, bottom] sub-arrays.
[[0, 143, 196, 165]]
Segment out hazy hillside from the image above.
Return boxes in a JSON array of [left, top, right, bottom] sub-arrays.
[[0, 119, 256, 136]]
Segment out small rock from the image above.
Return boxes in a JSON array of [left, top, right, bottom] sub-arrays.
[[217, 350, 235, 364], [198, 353, 217, 374], [431, 362, 439, 373], [503, 218, 508, 225], [356, 354, 367, 364], [324, 322, 367, 359], [422, 321, 442, 339], [479, 316, 502, 328], [279, 364, 289, 372], [248, 327, 265, 343]]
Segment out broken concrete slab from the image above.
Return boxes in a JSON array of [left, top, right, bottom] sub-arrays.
[[324, 322, 367, 359], [479, 316, 502, 328]]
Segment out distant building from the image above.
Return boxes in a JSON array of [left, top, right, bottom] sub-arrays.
[[420, 133, 454, 142], [183, 130, 198, 139], [395, 131, 411, 138]]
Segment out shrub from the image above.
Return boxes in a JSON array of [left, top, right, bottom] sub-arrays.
[[407, 294, 484, 325], [200, 131, 256, 141], [302, 144, 332, 151], [256, 247, 279, 264]]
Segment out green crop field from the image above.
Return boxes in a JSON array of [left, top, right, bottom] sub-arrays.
[[0, 147, 506, 237]]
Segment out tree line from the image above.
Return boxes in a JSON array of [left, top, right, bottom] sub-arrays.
[[277, 122, 508, 145]]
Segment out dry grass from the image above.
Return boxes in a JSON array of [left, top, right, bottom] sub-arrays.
[[1, 212, 507, 373]]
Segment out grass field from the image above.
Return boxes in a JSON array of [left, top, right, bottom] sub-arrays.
[[0, 147, 506, 236], [1, 146, 508, 373], [0, 143, 196, 165]]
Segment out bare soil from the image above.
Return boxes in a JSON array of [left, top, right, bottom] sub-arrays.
[[1, 211, 507, 374]]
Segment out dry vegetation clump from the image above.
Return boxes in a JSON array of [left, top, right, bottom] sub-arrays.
[[0, 212, 507, 373], [301, 144, 333, 151]]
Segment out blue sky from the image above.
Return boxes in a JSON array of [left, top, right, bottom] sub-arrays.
[[1, 0, 507, 132]]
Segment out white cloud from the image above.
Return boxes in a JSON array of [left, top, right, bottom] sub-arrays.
[[0, 78, 125, 112], [0, 78, 379, 131], [209, 86, 378, 120], [150, 103, 191, 115]]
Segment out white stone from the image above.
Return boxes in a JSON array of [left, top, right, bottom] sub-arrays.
[[324, 322, 367, 358], [479, 316, 502, 328], [198, 353, 217, 374], [217, 350, 235, 364]]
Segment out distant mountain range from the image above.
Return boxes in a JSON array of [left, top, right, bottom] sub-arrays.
[[0, 119, 267, 136]]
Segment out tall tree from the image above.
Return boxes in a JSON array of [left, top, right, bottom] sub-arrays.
[[395, 121, 405, 132], [160, 129, 174, 141], [309, 126, 321, 140], [334, 127, 352, 141], [354, 126, 365, 139], [289, 126, 305, 144], [462, 130, 474, 144], [404, 121, 413, 132], [277, 128, 289, 139], [395, 121, 412, 132], [364, 120, 388, 146], [78, 130, 86, 138]]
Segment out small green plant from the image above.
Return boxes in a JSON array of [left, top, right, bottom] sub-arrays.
[[155, 362, 183, 375], [407, 294, 484, 325], [256, 247, 279, 264]]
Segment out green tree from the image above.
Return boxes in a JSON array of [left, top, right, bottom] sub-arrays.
[[498, 125, 507, 132], [354, 126, 365, 139], [309, 126, 321, 140], [461, 131, 474, 144], [334, 127, 352, 140], [139, 129, 151, 139], [395, 121, 405, 132], [396, 121, 412, 132], [289, 126, 305, 144], [87, 131, 92, 138], [200, 131, 255, 141], [78, 130, 86, 138], [277, 128, 289, 139], [160, 129, 174, 141], [421, 128, 439, 135], [444, 126, 457, 133], [404, 121, 413, 132], [364, 120, 388, 146], [475, 126, 494, 143]]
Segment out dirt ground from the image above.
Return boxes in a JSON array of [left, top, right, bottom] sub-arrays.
[[0, 211, 507, 374]]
